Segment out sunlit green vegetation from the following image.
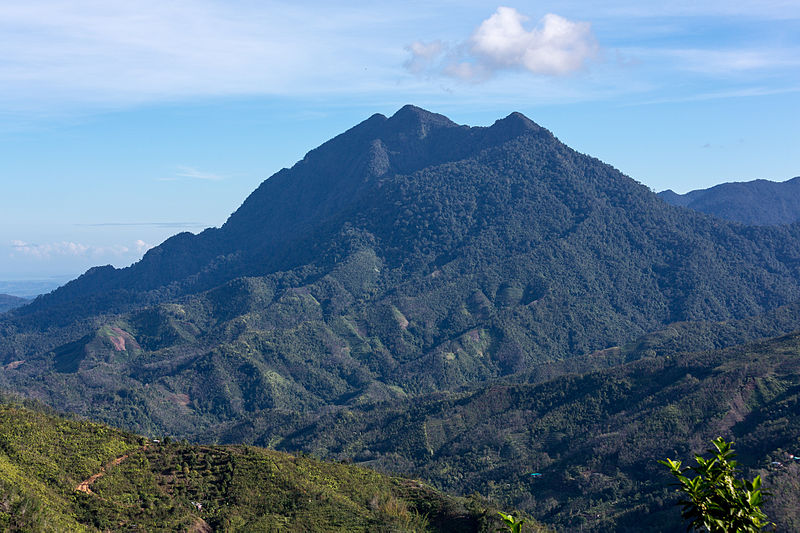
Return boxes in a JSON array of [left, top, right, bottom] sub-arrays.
[[0, 398, 546, 532], [254, 332, 800, 531]]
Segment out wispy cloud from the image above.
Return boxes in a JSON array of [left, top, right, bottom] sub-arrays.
[[582, 0, 800, 20], [135, 239, 152, 253], [10, 239, 151, 259], [0, 0, 411, 111], [405, 7, 599, 81], [175, 166, 226, 181], [77, 222, 206, 228], [623, 85, 800, 106], [623, 47, 800, 76]]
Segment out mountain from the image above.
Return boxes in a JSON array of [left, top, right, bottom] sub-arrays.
[[0, 396, 544, 532], [4, 105, 800, 439], [660, 176, 800, 225], [0, 295, 28, 314], [3, 105, 800, 531], [10, 106, 545, 324]]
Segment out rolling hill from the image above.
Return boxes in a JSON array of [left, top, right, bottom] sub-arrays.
[[0, 395, 542, 532]]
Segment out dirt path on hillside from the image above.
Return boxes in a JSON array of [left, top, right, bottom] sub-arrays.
[[75, 445, 149, 495]]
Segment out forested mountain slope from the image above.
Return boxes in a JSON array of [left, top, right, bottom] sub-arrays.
[[660, 176, 800, 225], [4, 106, 800, 440], [248, 331, 800, 532]]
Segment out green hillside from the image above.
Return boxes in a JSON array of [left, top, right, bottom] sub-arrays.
[[0, 398, 544, 532], [230, 331, 800, 532]]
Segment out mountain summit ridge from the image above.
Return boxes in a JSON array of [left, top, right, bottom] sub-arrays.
[[383, 104, 459, 136], [10, 106, 561, 322], [5, 105, 800, 404]]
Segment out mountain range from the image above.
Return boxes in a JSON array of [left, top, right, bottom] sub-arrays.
[[2, 105, 800, 531], [660, 176, 800, 225]]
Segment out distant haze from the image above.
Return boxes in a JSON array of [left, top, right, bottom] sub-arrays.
[[0, 278, 72, 299]]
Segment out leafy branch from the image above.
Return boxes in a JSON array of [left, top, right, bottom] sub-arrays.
[[660, 437, 772, 532]]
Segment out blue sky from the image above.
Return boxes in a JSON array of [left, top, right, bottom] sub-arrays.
[[1, 1, 799, 287]]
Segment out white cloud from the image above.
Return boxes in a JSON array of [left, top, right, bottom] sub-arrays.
[[471, 9, 597, 75], [135, 239, 152, 253], [404, 40, 446, 75], [406, 7, 598, 81], [10, 239, 136, 259]]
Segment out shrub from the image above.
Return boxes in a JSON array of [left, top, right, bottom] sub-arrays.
[[660, 437, 771, 532]]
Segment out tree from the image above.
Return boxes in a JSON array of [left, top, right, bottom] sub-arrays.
[[660, 437, 771, 532]]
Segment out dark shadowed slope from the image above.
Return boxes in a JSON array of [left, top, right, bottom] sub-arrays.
[[660, 176, 800, 225], [0, 295, 27, 314]]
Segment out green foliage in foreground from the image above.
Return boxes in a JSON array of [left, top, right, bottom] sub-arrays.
[[0, 402, 142, 531], [497, 511, 525, 533], [661, 438, 771, 532], [0, 400, 546, 532]]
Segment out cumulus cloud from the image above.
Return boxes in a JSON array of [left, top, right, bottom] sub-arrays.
[[472, 9, 598, 75], [406, 7, 598, 81]]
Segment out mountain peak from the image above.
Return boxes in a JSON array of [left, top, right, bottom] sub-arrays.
[[386, 105, 458, 137], [492, 111, 542, 134]]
